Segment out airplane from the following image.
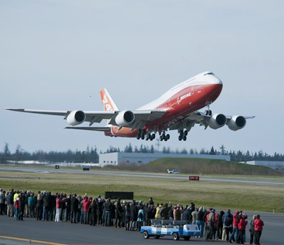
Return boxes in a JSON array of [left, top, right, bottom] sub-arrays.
[[167, 169, 180, 174], [4, 71, 254, 141]]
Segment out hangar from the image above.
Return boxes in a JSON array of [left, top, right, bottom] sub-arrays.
[[99, 152, 231, 167], [246, 161, 284, 173]]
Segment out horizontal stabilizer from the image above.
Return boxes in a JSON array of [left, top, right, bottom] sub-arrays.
[[65, 127, 110, 132]]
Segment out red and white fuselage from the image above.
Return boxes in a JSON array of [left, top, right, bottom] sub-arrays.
[[103, 71, 223, 137]]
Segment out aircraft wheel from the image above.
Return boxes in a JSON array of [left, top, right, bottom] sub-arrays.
[[184, 130, 188, 136], [160, 135, 164, 141], [173, 232, 180, 241], [143, 231, 149, 239], [183, 135, 187, 141], [178, 135, 182, 141], [166, 134, 170, 140]]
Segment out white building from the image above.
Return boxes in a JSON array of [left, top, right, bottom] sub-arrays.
[[246, 161, 284, 173], [99, 152, 230, 166]]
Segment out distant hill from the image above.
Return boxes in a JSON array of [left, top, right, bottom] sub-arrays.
[[111, 158, 280, 175]]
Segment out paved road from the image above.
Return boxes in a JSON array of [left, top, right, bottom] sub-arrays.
[[0, 212, 283, 245], [1, 166, 284, 186]]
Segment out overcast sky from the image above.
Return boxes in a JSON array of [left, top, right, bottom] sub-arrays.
[[1, 0, 283, 155]]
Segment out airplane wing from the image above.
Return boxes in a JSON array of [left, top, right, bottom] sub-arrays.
[[169, 111, 255, 131], [4, 108, 166, 128], [65, 127, 110, 132]]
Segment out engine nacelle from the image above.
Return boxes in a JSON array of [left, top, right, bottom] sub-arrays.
[[227, 115, 246, 131], [208, 113, 227, 129], [67, 110, 86, 126], [115, 110, 135, 127]]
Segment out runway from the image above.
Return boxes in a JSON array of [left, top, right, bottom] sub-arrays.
[[1, 166, 284, 186], [0, 212, 283, 245]]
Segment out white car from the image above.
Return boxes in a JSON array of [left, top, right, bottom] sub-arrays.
[[167, 169, 180, 174]]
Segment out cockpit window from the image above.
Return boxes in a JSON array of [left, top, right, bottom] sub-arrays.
[[204, 72, 214, 76]]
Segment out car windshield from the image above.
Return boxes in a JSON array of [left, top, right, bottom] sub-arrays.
[[204, 72, 214, 76]]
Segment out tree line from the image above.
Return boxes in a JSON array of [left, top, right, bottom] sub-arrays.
[[1, 143, 284, 163]]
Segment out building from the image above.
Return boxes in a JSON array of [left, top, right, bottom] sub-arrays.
[[99, 152, 230, 166], [246, 161, 284, 173]]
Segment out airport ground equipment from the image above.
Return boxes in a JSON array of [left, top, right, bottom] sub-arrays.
[[189, 176, 199, 181], [167, 169, 180, 174], [105, 191, 134, 200], [55, 165, 60, 169], [141, 219, 201, 241]]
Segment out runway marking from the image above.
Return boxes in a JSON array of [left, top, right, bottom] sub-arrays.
[[0, 235, 66, 245]]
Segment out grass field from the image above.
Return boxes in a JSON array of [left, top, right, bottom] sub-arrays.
[[0, 169, 283, 213]]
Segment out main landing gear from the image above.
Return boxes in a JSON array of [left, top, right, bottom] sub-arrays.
[[205, 110, 212, 116], [137, 129, 155, 141], [178, 129, 188, 141], [160, 132, 170, 141]]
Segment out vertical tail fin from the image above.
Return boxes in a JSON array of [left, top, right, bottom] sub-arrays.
[[100, 89, 119, 111]]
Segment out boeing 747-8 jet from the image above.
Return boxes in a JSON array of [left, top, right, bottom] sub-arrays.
[[5, 71, 254, 141]]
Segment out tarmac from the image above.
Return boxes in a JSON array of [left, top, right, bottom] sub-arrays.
[[0, 212, 283, 245], [1, 166, 284, 186]]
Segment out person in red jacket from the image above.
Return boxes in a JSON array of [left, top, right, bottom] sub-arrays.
[[254, 215, 264, 245], [229, 211, 240, 243], [83, 196, 91, 224], [237, 215, 247, 244], [15, 197, 20, 220]]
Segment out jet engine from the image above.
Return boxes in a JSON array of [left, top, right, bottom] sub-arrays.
[[208, 113, 227, 129], [115, 110, 135, 127], [227, 115, 246, 131], [67, 110, 86, 126]]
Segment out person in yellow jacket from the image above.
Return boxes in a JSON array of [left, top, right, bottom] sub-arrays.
[[155, 204, 163, 219]]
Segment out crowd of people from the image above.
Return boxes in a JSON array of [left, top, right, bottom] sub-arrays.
[[0, 188, 264, 244]]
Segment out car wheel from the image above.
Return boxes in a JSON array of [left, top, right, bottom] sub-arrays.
[[173, 233, 179, 241], [143, 231, 149, 239]]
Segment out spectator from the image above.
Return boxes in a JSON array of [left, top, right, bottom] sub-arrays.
[[207, 209, 215, 240], [197, 206, 205, 237], [161, 203, 170, 220], [0, 189, 5, 215], [71, 194, 78, 223], [28, 193, 36, 218], [254, 215, 264, 245], [191, 207, 197, 224], [173, 205, 181, 221], [217, 210, 224, 240], [237, 214, 247, 244], [222, 209, 233, 241], [36, 191, 43, 220], [130, 200, 137, 230], [137, 206, 144, 231], [83, 196, 91, 224], [149, 197, 154, 206], [229, 211, 240, 243], [125, 202, 131, 230], [115, 199, 123, 228], [89, 198, 97, 226], [15, 197, 20, 220], [249, 215, 256, 244], [55, 195, 61, 222], [6, 191, 14, 217], [103, 198, 112, 226]]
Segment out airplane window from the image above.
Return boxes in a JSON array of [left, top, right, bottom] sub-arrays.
[[204, 72, 214, 76]]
